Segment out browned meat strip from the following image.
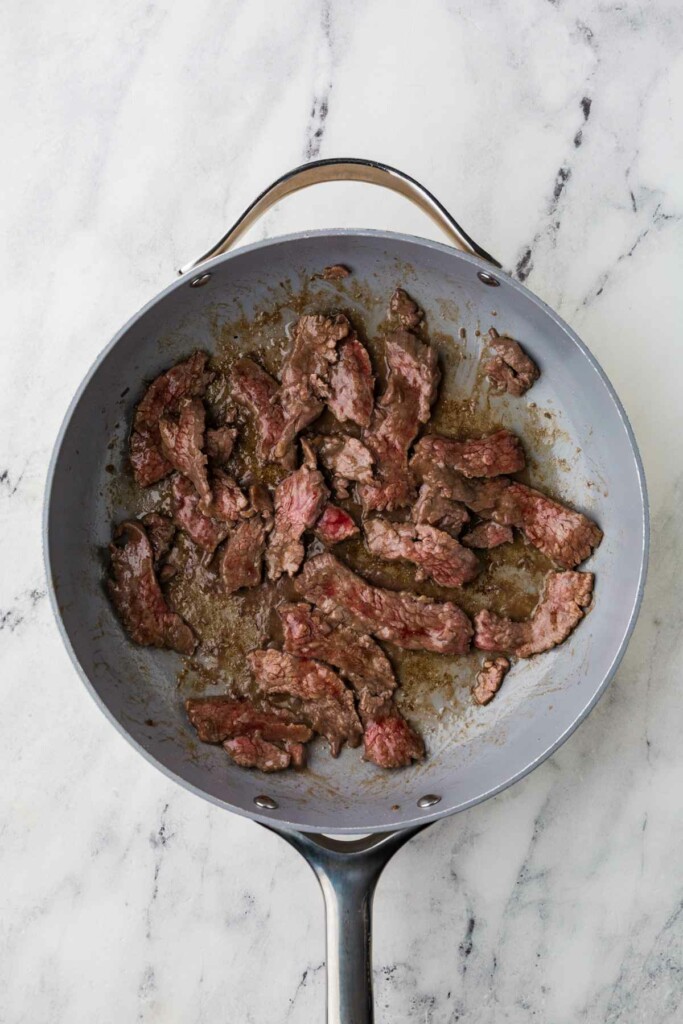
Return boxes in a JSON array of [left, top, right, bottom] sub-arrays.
[[364, 519, 480, 588], [462, 522, 514, 549], [320, 264, 350, 280], [388, 287, 422, 329], [224, 735, 292, 772], [486, 330, 539, 397], [202, 470, 249, 522], [141, 512, 176, 566], [411, 457, 513, 516], [411, 430, 525, 480], [231, 357, 286, 463], [248, 649, 362, 756], [107, 521, 196, 654], [314, 435, 374, 498], [358, 691, 424, 768], [359, 329, 439, 511], [492, 483, 602, 568], [219, 518, 266, 593], [206, 426, 237, 466], [328, 337, 374, 427], [315, 504, 359, 545], [185, 696, 313, 743], [472, 657, 511, 705], [279, 602, 396, 696], [413, 482, 470, 536], [474, 571, 594, 658], [296, 552, 473, 653], [266, 459, 328, 580], [248, 483, 274, 525], [171, 474, 230, 553], [274, 313, 351, 460], [283, 740, 307, 767], [130, 352, 213, 487], [159, 397, 211, 504]]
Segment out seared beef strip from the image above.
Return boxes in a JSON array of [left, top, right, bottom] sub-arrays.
[[231, 357, 286, 463], [224, 735, 293, 772], [314, 435, 374, 499], [266, 453, 328, 580], [248, 649, 362, 756], [219, 518, 267, 593], [283, 740, 307, 767], [247, 483, 274, 529], [328, 337, 375, 427], [357, 690, 424, 768], [491, 483, 602, 568], [388, 288, 423, 329], [364, 519, 480, 588], [472, 657, 511, 705], [315, 504, 359, 545], [279, 602, 396, 696], [202, 470, 249, 522], [206, 426, 237, 467], [475, 571, 594, 658], [411, 459, 513, 517], [296, 552, 473, 654], [186, 696, 312, 744], [486, 330, 539, 397], [320, 264, 350, 280], [274, 313, 351, 461], [411, 430, 525, 480], [141, 512, 176, 566], [413, 482, 470, 536], [130, 352, 213, 487], [107, 521, 196, 654], [171, 474, 230, 553], [359, 329, 440, 511], [461, 522, 514, 549], [159, 397, 211, 504]]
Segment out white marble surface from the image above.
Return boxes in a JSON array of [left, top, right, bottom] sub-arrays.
[[1, 0, 682, 1020]]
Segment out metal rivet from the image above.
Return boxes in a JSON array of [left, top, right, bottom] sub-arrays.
[[190, 272, 212, 288], [417, 794, 441, 808], [477, 271, 500, 287], [254, 794, 278, 810]]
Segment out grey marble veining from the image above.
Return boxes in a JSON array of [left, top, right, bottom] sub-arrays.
[[1, 0, 682, 1021]]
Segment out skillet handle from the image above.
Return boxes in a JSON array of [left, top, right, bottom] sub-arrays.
[[179, 158, 500, 275], [266, 824, 428, 1024]]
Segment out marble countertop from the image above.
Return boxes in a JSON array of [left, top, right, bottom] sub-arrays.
[[2, 1, 682, 1020]]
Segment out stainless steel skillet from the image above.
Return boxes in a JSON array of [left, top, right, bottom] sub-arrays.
[[44, 159, 648, 1023]]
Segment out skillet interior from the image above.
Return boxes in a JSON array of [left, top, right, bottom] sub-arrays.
[[45, 230, 647, 833]]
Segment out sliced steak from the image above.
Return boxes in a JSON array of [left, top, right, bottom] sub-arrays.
[[185, 696, 312, 743], [130, 351, 213, 487], [413, 482, 470, 536], [320, 264, 350, 280], [315, 504, 359, 545], [141, 512, 176, 566], [328, 337, 374, 427], [158, 397, 211, 504], [486, 330, 539, 397], [411, 430, 525, 480], [461, 522, 514, 549], [358, 691, 424, 768], [224, 735, 292, 772], [492, 483, 602, 568], [247, 483, 274, 529], [359, 329, 439, 511], [472, 657, 511, 705], [388, 287, 423, 329], [171, 473, 230, 553], [296, 552, 473, 654], [219, 518, 267, 593], [203, 470, 249, 522], [410, 457, 512, 516], [314, 435, 374, 499], [266, 460, 328, 580], [274, 313, 351, 460], [364, 519, 480, 588], [231, 357, 285, 463], [474, 571, 594, 658], [248, 649, 362, 756], [279, 602, 396, 696], [107, 521, 196, 654], [206, 426, 237, 467]]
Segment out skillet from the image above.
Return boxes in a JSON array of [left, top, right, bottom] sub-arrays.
[[44, 159, 648, 1023]]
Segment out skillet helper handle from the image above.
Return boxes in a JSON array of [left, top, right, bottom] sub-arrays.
[[268, 826, 427, 1024], [180, 157, 500, 275]]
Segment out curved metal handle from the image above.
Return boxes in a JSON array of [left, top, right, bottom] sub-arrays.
[[266, 825, 428, 1024], [180, 158, 500, 275]]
